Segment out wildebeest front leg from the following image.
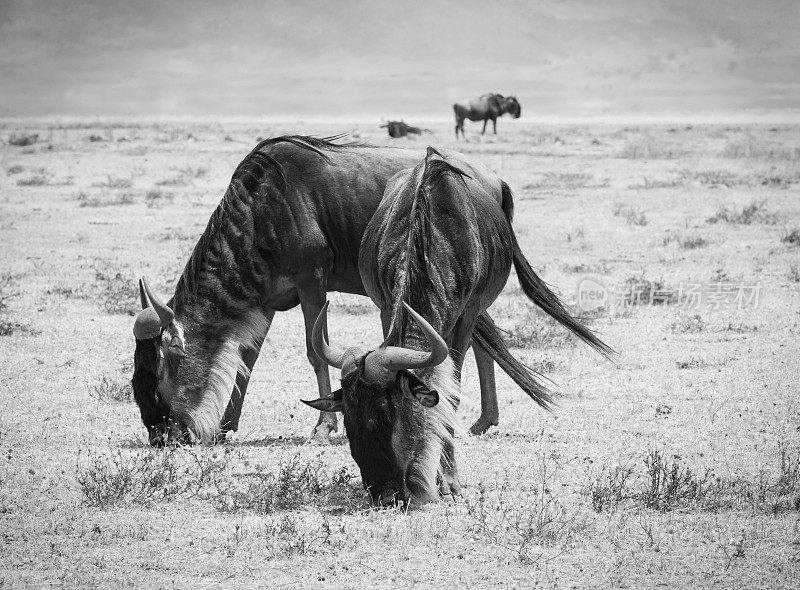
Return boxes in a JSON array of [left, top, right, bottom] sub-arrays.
[[217, 308, 273, 442], [492, 118, 497, 134], [481, 119, 488, 135], [469, 343, 498, 435], [299, 282, 338, 444]]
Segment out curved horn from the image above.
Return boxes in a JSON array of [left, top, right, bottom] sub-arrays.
[[141, 276, 174, 326], [139, 278, 151, 310], [311, 301, 347, 369], [364, 303, 449, 383]]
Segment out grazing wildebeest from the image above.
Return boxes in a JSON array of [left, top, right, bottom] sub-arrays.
[[380, 121, 430, 138], [453, 93, 521, 139], [131, 136, 552, 446], [304, 148, 611, 506]]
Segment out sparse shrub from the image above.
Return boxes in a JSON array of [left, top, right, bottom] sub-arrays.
[[585, 464, 635, 513], [564, 226, 585, 242], [664, 232, 708, 249], [87, 134, 105, 142], [628, 177, 683, 190], [620, 274, 676, 306], [641, 450, 713, 511], [92, 175, 133, 189], [671, 314, 704, 334], [6, 165, 24, 175], [685, 169, 742, 187], [213, 454, 359, 514], [156, 175, 187, 187], [178, 166, 208, 179], [524, 172, 601, 190], [721, 321, 758, 333], [561, 262, 611, 274], [145, 189, 174, 208], [0, 272, 19, 312], [465, 454, 590, 562], [619, 136, 682, 159], [8, 133, 38, 147], [0, 318, 39, 337], [76, 447, 226, 508], [613, 203, 648, 226], [679, 235, 709, 249], [16, 175, 48, 187], [722, 136, 800, 160], [781, 228, 800, 246], [90, 374, 132, 402], [706, 200, 778, 225], [338, 301, 374, 315], [501, 309, 578, 349], [94, 269, 135, 315], [788, 265, 800, 282], [773, 442, 800, 511], [79, 191, 137, 207], [676, 357, 708, 369], [0, 274, 37, 336]]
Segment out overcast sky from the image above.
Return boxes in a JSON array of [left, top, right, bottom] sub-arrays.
[[1, 0, 798, 118]]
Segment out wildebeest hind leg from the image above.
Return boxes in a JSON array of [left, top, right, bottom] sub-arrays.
[[299, 281, 338, 444], [217, 308, 274, 442], [469, 343, 498, 435]]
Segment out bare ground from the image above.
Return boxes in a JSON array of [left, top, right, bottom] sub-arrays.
[[1, 120, 798, 589]]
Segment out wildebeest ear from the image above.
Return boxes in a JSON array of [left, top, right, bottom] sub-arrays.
[[301, 389, 344, 413], [404, 373, 439, 408]]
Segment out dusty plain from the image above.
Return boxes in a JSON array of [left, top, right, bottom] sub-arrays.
[[0, 119, 798, 589]]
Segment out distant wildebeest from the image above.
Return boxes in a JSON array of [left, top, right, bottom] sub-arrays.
[[453, 93, 521, 139], [380, 121, 430, 138], [131, 136, 558, 447], [303, 148, 612, 506]]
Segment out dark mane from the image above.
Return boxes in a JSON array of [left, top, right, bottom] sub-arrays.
[[389, 147, 471, 344], [171, 135, 360, 311]]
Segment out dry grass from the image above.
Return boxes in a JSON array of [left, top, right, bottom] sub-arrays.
[[707, 200, 779, 225], [2, 120, 799, 588], [722, 135, 800, 160], [618, 136, 683, 159], [8, 132, 38, 146], [612, 203, 648, 226], [781, 227, 800, 246]]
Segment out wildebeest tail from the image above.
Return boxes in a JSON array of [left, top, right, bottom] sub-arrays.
[[500, 182, 615, 359], [473, 313, 553, 409]]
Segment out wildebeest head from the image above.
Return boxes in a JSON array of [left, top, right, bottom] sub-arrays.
[[303, 301, 450, 507], [132, 276, 266, 446], [131, 277, 185, 445], [505, 96, 521, 118]]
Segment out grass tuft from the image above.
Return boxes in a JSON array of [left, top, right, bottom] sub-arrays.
[[613, 203, 648, 226], [619, 136, 683, 159], [620, 274, 677, 306], [8, 133, 38, 147], [92, 175, 133, 189], [90, 374, 132, 402], [722, 136, 800, 160], [213, 454, 360, 514], [671, 314, 705, 334], [16, 175, 48, 187], [706, 200, 779, 225], [781, 228, 800, 247], [465, 454, 590, 562], [76, 448, 227, 508]]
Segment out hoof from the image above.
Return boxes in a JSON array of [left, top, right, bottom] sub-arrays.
[[468, 417, 498, 436], [308, 424, 334, 446], [438, 473, 461, 498]]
